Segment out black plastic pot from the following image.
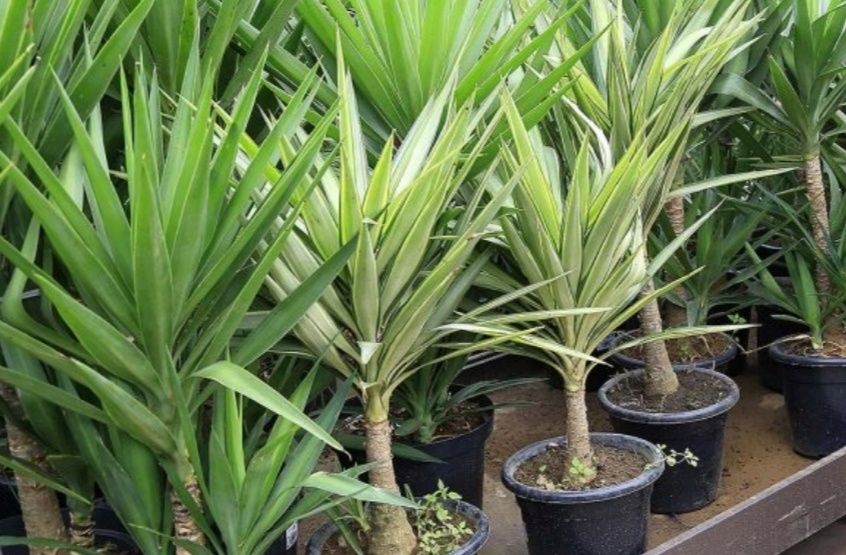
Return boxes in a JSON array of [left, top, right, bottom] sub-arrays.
[[757, 305, 808, 392], [608, 333, 739, 376], [597, 368, 739, 513], [339, 396, 493, 508], [707, 305, 752, 375], [771, 343, 846, 457], [266, 523, 298, 555], [305, 499, 489, 555], [0, 505, 139, 554], [501, 433, 664, 555]]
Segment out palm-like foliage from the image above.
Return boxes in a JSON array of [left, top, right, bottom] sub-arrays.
[[529, 0, 761, 396], [258, 57, 522, 553], [481, 95, 724, 477], [0, 0, 158, 547], [716, 0, 846, 329], [0, 46, 356, 552], [294, 0, 589, 141], [474, 0, 758, 477]]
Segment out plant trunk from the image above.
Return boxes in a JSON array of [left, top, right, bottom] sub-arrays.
[[69, 511, 95, 552], [804, 155, 831, 298], [664, 196, 690, 328], [364, 416, 416, 555], [802, 155, 846, 345], [564, 388, 594, 482], [0, 386, 68, 555], [171, 474, 205, 555], [665, 196, 686, 236], [638, 280, 680, 397]]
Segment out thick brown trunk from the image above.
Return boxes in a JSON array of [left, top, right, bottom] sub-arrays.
[[665, 196, 686, 236], [638, 280, 679, 397], [171, 474, 205, 555], [364, 417, 416, 555], [564, 388, 593, 468], [0, 386, 67, 555], [804, 156, 831, 298]]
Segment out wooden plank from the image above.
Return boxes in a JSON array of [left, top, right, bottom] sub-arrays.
[[647, 445, 846, 555]]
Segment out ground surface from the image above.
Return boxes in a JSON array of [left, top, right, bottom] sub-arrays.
[[301, 358, 840, 554], [478, 365, 809, 554]]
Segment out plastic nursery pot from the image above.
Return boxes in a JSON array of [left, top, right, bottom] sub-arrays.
[[597, 368, 740, 513], [266, 522, 298, 555], [305, 499, 489, 555], [0, 505, 139, 554], [339, 396, 493, 508], [707, 305, 752, 375], [770, 343, 846, 457], [756, 304, 808, 392], [501, 433, 664, 555], [608, 333, 739, 377]]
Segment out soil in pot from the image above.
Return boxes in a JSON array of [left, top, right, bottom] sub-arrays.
[[611, 332, 739, 376], [306, 499, 489, 555], [771, 340, 846, 457], [514, 443, 647, 492], [598, 368, 739, 513], [501, 433, 663, 555], [337, 398, 493, 508]]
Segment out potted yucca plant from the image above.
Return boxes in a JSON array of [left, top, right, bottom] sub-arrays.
[[262, 56, 544, 554], [533, 0, 759, 519], [716, 0, 846, 456], [745, 185, 846, 457], [490, 4, 759, 552], [0, 46, 399, 553], [0, 0, 158, 549]]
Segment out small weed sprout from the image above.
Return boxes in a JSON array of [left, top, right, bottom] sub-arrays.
[[657, 444, 699, 468], [568, 456, 594, 481], [414, 481, 473, 555]]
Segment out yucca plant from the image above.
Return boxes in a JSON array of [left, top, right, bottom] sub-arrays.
[[532, 0, 761, 396], [746, 173, 846, 349], [0, 42, 358, 552], [291, 0, 592, 143], [478, 92, 735, 480], [716, 0, 846, 346], [258, 55, 530, 553], [0, 0, 156, 549]]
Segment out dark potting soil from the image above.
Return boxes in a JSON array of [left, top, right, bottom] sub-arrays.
[[338, 400, 486, 443], [783, 337, 846, 358], [623, 333, 732, 364], [513, 443, 648, 492], [605, 370, 733, 413], [320, 511, 475, 555]]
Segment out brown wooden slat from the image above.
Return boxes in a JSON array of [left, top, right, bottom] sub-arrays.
[[647, 445, 846, 555]]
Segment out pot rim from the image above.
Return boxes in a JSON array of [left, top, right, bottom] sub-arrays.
[[597, 367, 740, 424], [500, 433, 664, 504], [608, 332, 739, 371], [305, 499, 489, 555], [769, 341, 846, 367]]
